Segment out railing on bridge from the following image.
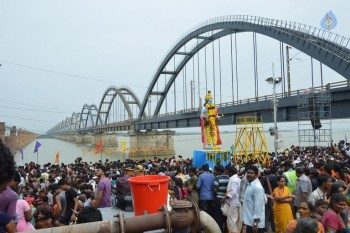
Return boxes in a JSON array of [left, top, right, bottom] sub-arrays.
[[50, 15, 350, 135], [53, 80, 350, 134], [155, 15, 350, 80], [143, 80, 350, 119]]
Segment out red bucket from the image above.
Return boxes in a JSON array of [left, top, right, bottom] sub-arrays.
[[128, 175, 170, 216]]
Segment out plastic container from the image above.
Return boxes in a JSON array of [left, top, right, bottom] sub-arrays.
[[128, 175, 170, 216]]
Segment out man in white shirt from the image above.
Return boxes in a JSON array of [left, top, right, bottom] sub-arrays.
[[242, 166, 265, 233], [222, 166, 242, 233], [239, 161, 258, 203], [308, 173, 332, 206]]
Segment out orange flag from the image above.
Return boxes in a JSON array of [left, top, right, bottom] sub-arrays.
[[54, 151, 60, 163], [94, 139, 103, 154]]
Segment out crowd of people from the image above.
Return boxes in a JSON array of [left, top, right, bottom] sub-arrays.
[[1, 138, 350, 233]]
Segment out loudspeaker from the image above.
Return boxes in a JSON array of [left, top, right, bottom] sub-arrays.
[[311, 118, 322, 129], [308, 96, 322, 129]]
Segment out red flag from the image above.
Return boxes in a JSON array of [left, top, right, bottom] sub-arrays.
[[94, 139, 103, 154]]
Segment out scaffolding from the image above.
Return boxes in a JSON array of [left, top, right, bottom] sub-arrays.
[[297, 86, 332, 147], [233, 116, 269, 165]]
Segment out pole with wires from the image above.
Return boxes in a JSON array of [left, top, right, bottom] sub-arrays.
[[266, 64, 282, 157]]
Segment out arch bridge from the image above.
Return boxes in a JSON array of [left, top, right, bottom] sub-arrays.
[[47, 15, 350, 135]]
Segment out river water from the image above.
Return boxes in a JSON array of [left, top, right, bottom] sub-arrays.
[[14, 120, 349, 165]]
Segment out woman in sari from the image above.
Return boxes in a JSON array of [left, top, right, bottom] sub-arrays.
[[272, 176, 295, 233], [322, 193, 347, 233], [284, 201, 324, 233]]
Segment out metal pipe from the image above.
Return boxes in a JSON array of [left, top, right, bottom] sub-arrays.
[[119, 206, 196, 232], [25, 220, 118, 233], [120, 213, 167, 232], [26, 201, 219, 233], [199, 210, 221, 233]]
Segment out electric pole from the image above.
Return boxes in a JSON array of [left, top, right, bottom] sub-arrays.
[[286, 46, 291, 96]]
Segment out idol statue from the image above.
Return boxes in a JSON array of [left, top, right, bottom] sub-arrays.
[[200, 91, 222, 149]]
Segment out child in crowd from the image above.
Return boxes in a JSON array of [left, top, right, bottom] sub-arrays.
[[168, 180, 176, 200], [87, 192, 96, 207], [173, 178, 189, 201], [78, 194, 86, 211], [34, 208, 53, 229]]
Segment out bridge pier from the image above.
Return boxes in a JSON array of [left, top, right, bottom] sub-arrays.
[[17, 128, 24, 149], [73, 133, 119, 148], [129, 130, 175, 160], [0, 122, 38, 154], [82, 134, 94, 145], [17, 128, 36, 149], [55, 134, 78, 143], [66, 134, 76, 142], [0, 122, 5, 143], [94, 134, 119, 148], [73, 134, 95, 146], [75, 134, 83, 145], [5, 126, 17, 154], [21, 129, 38, 148]]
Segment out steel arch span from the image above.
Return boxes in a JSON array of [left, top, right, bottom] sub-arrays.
[[63, 117, 70, 132], [139, 15, 350, 118], [57, 120, 64, 133], [56, 112, 80, 133], [79, 104, 102, 129], [96, 86, 144, 125], [70, 112, 81, 131]]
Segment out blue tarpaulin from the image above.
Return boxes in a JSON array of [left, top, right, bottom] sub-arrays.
[[192, 149, 231, 169]]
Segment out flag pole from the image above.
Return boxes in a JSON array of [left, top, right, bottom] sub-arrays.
[[36, 151, 39, 165]]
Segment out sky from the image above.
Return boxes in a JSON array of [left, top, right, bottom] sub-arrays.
[[1, 0, 350, 134]]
